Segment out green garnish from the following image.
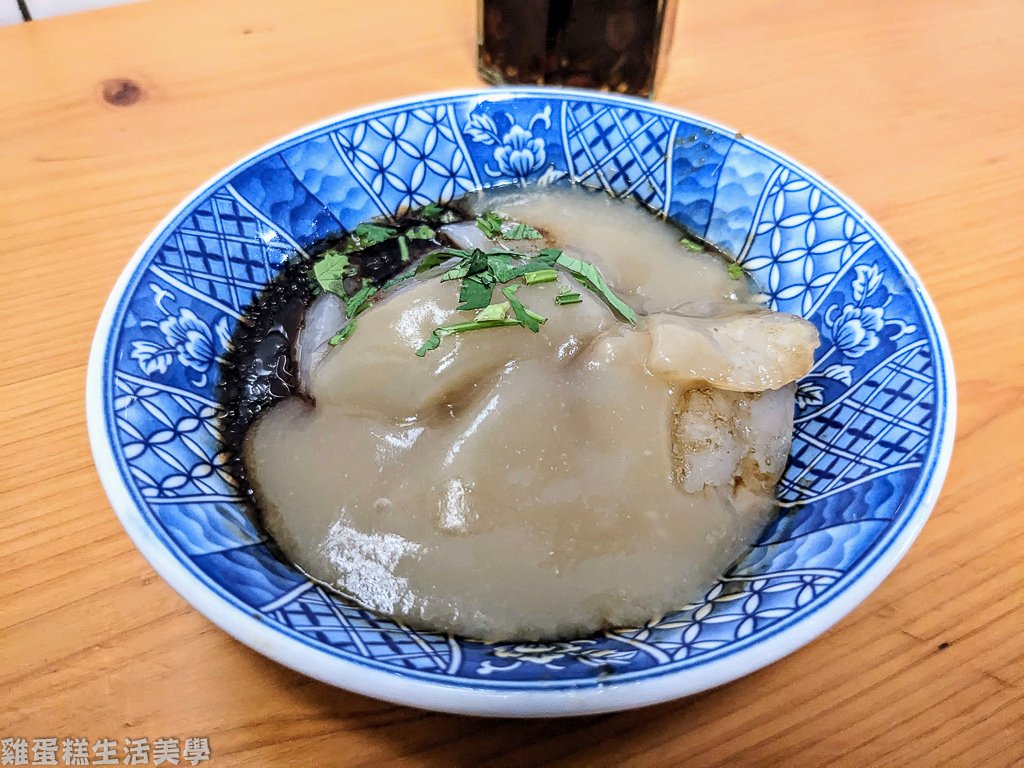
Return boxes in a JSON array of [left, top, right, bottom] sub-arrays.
[[502, 285, 545, 333], [416, 317, 522, 357], [451, 250, 496, 310], [417, 248, 466, 276], [482, 252, 519, 283], [475, 301, 511, 322], [328, 320, 358, 346], [680, 237, 704, 252], [552, 252, 637, 325], [503, 223, 542, 240], [727, 262, 744, 280], [457, 274, 496, 310], [345, 279, 377, 319], [523, 268, 558, 285], [405, 225, 435, 241], [476, 211, 504, 239], [312, 249, 352, 297], [418, 203, 444, 220], [419, 203, 458, 225], [312, 213, 639, 355], [555, 286, 583, 305], [352, 222, 397, 248]]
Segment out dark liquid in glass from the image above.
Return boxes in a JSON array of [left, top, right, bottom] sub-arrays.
[[478, 0, 675, 97]]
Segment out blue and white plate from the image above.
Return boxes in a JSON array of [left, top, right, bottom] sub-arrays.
[[87, 88, 955, 717]]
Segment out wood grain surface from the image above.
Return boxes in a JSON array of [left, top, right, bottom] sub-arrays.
[[1, 0, 1022, 765]]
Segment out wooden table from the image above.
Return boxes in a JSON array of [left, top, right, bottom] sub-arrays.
[[2, 0, 1021, 765]]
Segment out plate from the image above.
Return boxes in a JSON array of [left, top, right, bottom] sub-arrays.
[[87, 88, 955, 717]]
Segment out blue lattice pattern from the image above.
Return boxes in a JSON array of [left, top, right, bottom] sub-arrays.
[[782, 343, 934, 502], [739, 168, 875, 317], [560, 101, 677, 212], [97, 91, 949, 690], [612, 570, 841, 660], [152, 187, 295, 313], [111, 373, 233, 501], [265, 585, 456, 674], [332, 105, 480, 214]]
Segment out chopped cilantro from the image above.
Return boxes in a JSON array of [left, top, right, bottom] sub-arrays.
[[416, 249, 465, 277], [476, 211, 504, 239], [475, 301, 511, 322], [405, 225, 435, 241], [457, 273, 496, 310], [418, 203, 444, 220], [552, 252, 637, 325], [485, 252, 520, 283], [328, 320, 358, 346], [727, 262, 744, 280], [345, 279, 377, 319], [503, 222, 542, 240], [680, 237, 704, 252], [416, 317, 522, 357], [352, 222, 397, 248], [502, 285, 545, 333], [523, 268, 558, 286], [419, 203, 459, 225], [314, 214, 639, 356], [312, 249, 352, 297], [555, 287, 583, 305]]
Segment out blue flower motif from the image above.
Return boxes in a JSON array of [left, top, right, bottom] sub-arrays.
[[129, 341, 174, 376], [464, 105, 552, 182], [464, 113, 500, 146], [493, 642, 585, 665], [130, 285, 233, 386], [796, 381, 825, 409], [828, 304, 885, 358], [476, 640, 637, 676], [159, 309, 230, 373], [492, 124, 546, 179]]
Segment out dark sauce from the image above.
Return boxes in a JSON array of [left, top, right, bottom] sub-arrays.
[[215, 214, 456, 509]]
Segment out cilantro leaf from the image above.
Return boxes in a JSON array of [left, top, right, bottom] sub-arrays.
[[502, 285, 545, 332], [457, 273, 495, 310], [345, 279, 377, 319], [680, 237, 704, 252], [328, 320, 358, 346], [418, 203, 444, 221], [419, 203, 458, 224], [476, 211, 504, 239], [503, 222, 542, 240], [415, 249, 465, 276], [500, 249, 560, 282], [555, 287, 583, 305], [441, 264, 470, 282], [534, 247, 562, 265], [727, 262, 744, 280], [312, 249, 352, 297], [553, 253, 637, 325], [485, 252, 520, 283], [416, 317, 522, 357], [405, 225, 435, 241], [475, 301, 511, 322], [351, 222, 397, 248], [523, 268, 558, 285]]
